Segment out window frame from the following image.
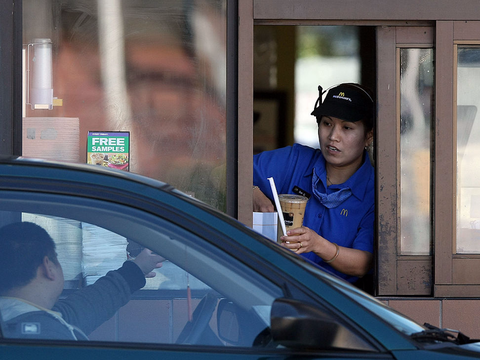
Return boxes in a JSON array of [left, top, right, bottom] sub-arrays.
[[241, 2, 480, 297], [435, 21, 480, 297], [376, 26, 435, 296], [0, 0, 22, 155]]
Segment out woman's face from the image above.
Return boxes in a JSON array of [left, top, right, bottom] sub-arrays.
[[318, 116, 373, 170]]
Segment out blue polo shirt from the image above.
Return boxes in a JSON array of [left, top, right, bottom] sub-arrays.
[[253, 143, 374, 283]]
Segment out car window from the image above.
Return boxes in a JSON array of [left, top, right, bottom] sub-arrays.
[[0, 192, 282, 347]]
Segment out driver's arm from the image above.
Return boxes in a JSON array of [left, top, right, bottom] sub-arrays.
[[53, 258, 147, 335]]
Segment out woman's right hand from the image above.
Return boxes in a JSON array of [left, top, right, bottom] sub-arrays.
[[253, 187, 275, 212]]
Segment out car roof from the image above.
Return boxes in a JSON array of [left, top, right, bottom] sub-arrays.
[[0, 155, 176, 191]]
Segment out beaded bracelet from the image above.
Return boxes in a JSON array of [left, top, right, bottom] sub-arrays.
[[325, 243, 340, 264]]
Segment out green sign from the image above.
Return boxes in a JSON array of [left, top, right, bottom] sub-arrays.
[[87, 131, 130, 171]]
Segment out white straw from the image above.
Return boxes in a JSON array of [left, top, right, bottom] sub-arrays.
[[268, 177, 287, 236]]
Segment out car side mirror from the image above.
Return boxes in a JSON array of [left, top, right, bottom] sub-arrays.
[[217, 299, 269, 347], [217, 299, 242, 345], [271, 298, 375, 351]]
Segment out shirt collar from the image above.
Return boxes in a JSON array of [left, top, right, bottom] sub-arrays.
[[308, 151, 373, 201], [0, 296, 63, 322]]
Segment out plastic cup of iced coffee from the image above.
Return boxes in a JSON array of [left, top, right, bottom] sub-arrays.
[[277, 194, 308, 242]]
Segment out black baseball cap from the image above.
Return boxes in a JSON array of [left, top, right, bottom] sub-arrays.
[[311, 83, 374, 123]]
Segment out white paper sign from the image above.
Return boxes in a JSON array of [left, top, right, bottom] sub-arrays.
[[252, 212, 278, 241]]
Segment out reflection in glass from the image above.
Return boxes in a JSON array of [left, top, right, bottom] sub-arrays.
[[399, 49, 433, 255], [456, 46, 480, 253], [22, 0, 227, 211]]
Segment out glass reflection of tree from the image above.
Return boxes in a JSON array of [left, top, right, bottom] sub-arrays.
[[52, 0, 227, 210], [400, 49, 433, 255]]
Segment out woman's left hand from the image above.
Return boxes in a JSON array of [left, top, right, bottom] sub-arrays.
[[279, 226, 318, 254]]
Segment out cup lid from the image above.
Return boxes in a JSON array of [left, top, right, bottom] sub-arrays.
[[278, 194, 308, 203]]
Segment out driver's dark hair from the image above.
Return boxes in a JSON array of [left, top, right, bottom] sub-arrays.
[[0, 222, 58, 295]]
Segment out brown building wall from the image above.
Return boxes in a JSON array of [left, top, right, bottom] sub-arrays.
[[383, 298, 480, 339]]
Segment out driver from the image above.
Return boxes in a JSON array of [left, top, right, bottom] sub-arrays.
[[0, 221, 164, 340]]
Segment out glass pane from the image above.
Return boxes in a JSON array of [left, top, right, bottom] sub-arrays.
[[399, 48, 434, 255], [22, 0, 227, 211], [456, 46, 480, 253], [0, 195, 282, 345]]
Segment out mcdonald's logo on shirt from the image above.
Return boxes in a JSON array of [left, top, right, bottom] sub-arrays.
[[340, 208, 348, 217]]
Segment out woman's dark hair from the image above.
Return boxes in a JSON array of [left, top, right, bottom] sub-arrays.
[[0, 222, 58, 294], [353, 83, 375, 134]]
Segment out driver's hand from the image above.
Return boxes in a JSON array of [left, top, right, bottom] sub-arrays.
[[133, 248, 165, 278]]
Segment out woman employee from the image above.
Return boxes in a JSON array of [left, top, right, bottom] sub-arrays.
[[253, 83, 375, 284]]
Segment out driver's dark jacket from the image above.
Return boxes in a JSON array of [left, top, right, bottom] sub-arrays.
[[0, 261, 145, 340]]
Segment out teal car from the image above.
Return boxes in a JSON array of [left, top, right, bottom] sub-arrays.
[[1, 156, 480, 359]]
